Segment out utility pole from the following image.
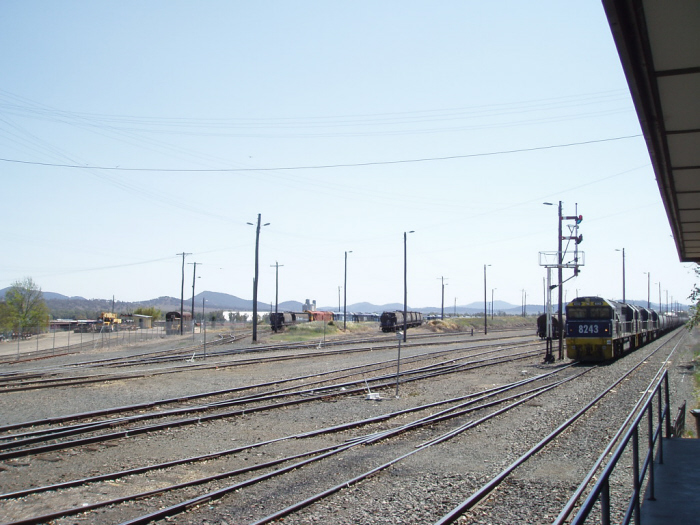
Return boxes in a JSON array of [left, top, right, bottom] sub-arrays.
[[188, 262, 201, 333], [344, 251, 352, 331], [177, 252, 191, 335], [270, 261, 283, 326], [557, 201, 563, 360], [437, 276, 448, 320], [403, 231, 414, 342], [247, 215, 269, 342], [484, 264, 490, 335]]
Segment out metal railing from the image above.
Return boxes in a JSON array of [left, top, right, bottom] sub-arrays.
[[571, 370, 671, 525]]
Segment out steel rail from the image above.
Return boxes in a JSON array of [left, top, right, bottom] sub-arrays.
[[0, 338, 542, 434], [114, 370, 583, 525], [0, 334, 526, 392], [553, 329, 686, 524], [0, 345, 543, 459], [1, 368, 575, 525], [214, 372, 589, 525], [0, 329, 533, 384], [1, 365, 567, 502], [433, 330, 682, 525]]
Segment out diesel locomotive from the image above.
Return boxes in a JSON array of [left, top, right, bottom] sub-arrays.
[[565, 296, 685, 361]]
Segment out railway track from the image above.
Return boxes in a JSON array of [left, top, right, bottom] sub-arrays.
[[0, 338, 543, 459], [1, 328, 689, 524], [0, 330, 533, 393]]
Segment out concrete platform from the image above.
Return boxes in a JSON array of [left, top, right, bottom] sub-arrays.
[[640, 437, 700, 524]]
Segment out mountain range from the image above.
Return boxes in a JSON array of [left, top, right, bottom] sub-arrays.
[[0, 288, 682, 317]]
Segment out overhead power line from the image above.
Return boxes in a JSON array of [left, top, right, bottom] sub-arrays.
[[0, 134, 642, 173]]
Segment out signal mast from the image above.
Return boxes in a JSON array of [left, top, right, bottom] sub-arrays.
[[540, 201, 584, 363]]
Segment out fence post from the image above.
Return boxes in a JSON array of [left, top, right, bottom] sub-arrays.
[[632, 428, 641, 525], [647, 403, 656, 501], [664, 373, 671, 438]]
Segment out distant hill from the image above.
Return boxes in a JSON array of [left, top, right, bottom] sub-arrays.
[[0, 287, 685, 318]]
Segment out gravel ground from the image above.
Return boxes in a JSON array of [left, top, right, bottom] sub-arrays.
[[0, 326, 697, 525]]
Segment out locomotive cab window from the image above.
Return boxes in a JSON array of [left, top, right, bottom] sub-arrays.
[[566, 307, 588, 319], [566, 306, 612, 319]]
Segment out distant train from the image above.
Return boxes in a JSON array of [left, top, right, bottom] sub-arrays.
[[565, 296, 687, 361], [269, 311, 379, 332], [165, 311, 193, 335], [536, 314, 564, 339], [380, 311, 423, 333]]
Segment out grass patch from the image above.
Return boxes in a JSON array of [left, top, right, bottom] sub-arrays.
[[426, 316, 537, 333], [269, 321, 376, 342]]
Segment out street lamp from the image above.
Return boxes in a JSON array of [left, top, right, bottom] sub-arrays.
[[644, 272, 650, 309], [188, 262, 201, 334], [344, 251, 352, 331], [270, 261, 283, 331], [177, 252, 191, 335], [247, 214, 270, 342], [403, 231, 414, 343], [437, 276, 448, 320], [615, 248, 626, 303], [483, 264, 491, 335], [542, 201, 564, 359]]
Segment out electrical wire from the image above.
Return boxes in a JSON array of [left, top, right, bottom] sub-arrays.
[[0, 134, 643, 172]]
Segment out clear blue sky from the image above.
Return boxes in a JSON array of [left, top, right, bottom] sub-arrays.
[[1, 1, 695, 310]]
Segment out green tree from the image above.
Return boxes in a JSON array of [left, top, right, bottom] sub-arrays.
[[1, 278, 50, 334], [133, 306, 162, 322]]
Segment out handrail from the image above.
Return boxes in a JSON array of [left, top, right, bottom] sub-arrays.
[[570, 370, 670, 525]]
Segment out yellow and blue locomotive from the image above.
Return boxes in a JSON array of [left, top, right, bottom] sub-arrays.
[[565, 296, 684, 361]]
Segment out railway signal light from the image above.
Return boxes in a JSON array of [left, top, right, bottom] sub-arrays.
[[576, 215, 583, 224], [576, 234, 583, 244]]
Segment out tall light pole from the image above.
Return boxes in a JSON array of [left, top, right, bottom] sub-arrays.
[[556, 201, 563, 359], [247, 214, 270, 342], [616, 248, 626, 303], [483, 264, 491, 335], [615, 248, 627, 303], [202, 298, 206, 359], [270, 261, 283, 329], [344, 251, 352, 331], [543, 201, 564, 359], [403, 231, 414, 342], [437, 276, 448, 320], [188, 262, 201, 334], [177, 252, 191, 335], [644, 272, 650, 308]]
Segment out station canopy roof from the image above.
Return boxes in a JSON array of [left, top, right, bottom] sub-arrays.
[[602, 0, 700, 262]]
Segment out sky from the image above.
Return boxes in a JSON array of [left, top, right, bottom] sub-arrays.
[[0, 1, 696, 311]]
